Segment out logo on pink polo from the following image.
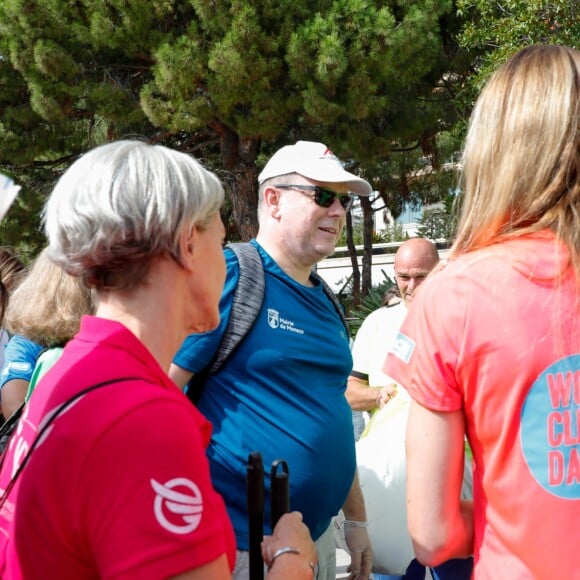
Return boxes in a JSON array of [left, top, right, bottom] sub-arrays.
[[151, 477, 203, 534]]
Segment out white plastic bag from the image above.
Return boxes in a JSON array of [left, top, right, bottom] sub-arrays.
[[356, 391, 413, 575], [352, 390, 474, 575]]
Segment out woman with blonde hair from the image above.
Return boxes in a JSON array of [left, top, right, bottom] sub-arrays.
[[0, 248, 93, 419], [0, 140, 316, 579], [386, 44, 580, 578]]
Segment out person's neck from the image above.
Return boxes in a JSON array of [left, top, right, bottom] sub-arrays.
[[255, 234, 314, 286], [94, 259, 188, 373]]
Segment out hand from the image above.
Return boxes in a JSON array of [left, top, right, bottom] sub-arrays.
[[344, 521, 373, 579], [376, 385, 397, 409], [261, 512, 317, 569]]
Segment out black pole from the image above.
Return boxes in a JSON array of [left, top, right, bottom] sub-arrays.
[[270, 459, 289, 530], [247, 451, 264, 580]]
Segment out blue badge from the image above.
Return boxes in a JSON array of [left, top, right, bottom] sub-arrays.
[[520, 354, 580, 499], [390, 332, 415, 364]]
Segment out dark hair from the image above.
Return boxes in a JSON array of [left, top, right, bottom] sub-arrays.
[[0, 247, 25, 292]]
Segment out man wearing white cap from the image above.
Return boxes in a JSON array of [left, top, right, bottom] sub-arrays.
[[171, 141, 373, 579]]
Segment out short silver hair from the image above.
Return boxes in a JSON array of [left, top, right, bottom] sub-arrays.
[[44, 140, 224, 290]]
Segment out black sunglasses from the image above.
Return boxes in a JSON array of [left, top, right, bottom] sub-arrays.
[[275, 184, 354, 211]]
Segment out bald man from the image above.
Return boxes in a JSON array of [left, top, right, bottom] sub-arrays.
[[346, 238, 439, 412]]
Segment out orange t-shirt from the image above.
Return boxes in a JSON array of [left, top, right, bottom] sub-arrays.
[[386, 231, 580, 579]]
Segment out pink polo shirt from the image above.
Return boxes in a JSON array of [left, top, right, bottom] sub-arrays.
[[0, 316, 235, 579], [386, 231, 580, 579]]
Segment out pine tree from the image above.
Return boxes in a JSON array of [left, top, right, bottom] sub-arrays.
[[0, 0, 456, 247]]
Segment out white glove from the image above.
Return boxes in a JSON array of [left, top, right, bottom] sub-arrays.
[[344, 520, 373, 579]]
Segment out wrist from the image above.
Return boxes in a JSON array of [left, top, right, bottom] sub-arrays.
[[344, 519, 369, 528], [267, 546, 317, 578]]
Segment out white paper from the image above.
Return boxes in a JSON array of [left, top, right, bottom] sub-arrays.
[[0, 173, 21, 222]]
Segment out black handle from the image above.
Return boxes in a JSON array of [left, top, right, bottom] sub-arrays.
[[270, 459, 289, 530], [247, 451, 264, 580]]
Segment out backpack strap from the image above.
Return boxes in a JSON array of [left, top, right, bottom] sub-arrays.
[[185, 242, 265, 404], [0, 401, 25, 452], [0, 376, 142, 507], [209, 242, 265, 373], [311, 270, 349, 333]]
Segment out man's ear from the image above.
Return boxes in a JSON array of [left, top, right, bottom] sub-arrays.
[[263, 185, 281, 218]]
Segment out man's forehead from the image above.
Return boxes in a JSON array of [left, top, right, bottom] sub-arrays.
[[395, 250, 438, 271], [395, 256, 438, 274], [395, 264, 432, 276]]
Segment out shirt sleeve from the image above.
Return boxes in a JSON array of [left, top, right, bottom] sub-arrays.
[[0, 335, 45, 389], [384, 273, 466, 412], [172, 248, 240, 373], [77, 399, 233, 578]]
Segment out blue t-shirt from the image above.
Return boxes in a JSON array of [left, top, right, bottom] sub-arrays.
[[174, 240, 355, 548], [0, 335, 44, 393]]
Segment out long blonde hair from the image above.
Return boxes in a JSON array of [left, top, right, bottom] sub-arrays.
[[452, 45, 580, 275], [5, 248, 93, 347]]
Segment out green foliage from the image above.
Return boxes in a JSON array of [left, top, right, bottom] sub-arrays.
[[376, 223, 406, 243], [456, 0, 579, 104], [359, 128, 463, 222], [0, 0, 460, 251], [0, 0, 575, 258]]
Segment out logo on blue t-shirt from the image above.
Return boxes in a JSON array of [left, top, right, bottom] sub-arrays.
[[266, 309, 305, 335], [267, 308, 280, 329], [521, 354, 580, 499]]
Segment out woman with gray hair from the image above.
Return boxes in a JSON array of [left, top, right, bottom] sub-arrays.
[[0, 140, 316, 579]]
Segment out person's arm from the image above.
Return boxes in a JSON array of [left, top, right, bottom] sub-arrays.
[[169, 363, 194, 391], [172, 511, 318, 580], [168, 555, 231, 579], [1, 378, 28, 419], [1, 335, 45, 418], [262, 512, 318, 579], [406, 400, 474, 566], [346, 375, 395, 411], [341, 471, 373, 579]]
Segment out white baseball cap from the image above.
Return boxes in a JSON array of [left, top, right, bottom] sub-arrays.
[[258, 141, 372, 196]]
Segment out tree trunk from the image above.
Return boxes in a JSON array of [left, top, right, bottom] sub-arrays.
[[360, 195, 374, 297], [220, 128, 260, 241], [345, 211, 361, 307]]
